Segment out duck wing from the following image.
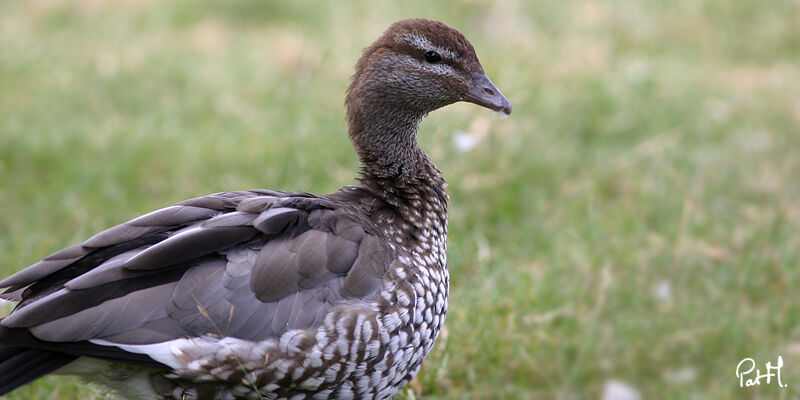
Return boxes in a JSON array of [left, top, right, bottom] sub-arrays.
[[0, 189, 394, 365]]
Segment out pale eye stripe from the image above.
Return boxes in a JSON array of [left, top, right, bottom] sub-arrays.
[[394, 33, 460, 60]]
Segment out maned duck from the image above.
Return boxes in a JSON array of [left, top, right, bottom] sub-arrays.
[[0, 18, 510, 399]]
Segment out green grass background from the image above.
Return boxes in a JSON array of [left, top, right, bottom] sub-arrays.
[[1, 0, 799, 399]]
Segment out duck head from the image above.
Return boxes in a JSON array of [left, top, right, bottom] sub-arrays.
[[346, 19, 511, 119]]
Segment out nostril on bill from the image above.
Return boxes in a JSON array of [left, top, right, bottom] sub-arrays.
[[484, 88, 495, 96]]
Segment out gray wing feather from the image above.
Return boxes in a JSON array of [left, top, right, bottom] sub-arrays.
[[201, 211, 258, 228], [178, 191, 267, 211], [63, 249, 140, 290], [124, 226, 256, 270], [341, 235, 393, 299], [119, 211, 259, 270], [3, 288, 72, 327], [325, 234, 359, 274], [334, 211, 366, 242], [237, 196, 279, 213], [285, 289, 324, 330], [251, 240, 300, 303], [2, 192, 399, 349], [253, 207, 306, 236], [0, 244, 90, 290], [29, 282, 179, 342], [293, 230, 337, 289], [84, 205, 220, 248], [0, 204, 222, 291]]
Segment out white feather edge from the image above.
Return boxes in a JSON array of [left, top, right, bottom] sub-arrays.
[[90, 338, 190, 369], [89, 336, 260, 371]]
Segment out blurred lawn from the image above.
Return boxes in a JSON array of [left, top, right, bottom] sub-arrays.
[[1, 0, 799, 399]]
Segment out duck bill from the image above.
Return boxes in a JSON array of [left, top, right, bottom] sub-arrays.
[[461, 72, 512, 115]]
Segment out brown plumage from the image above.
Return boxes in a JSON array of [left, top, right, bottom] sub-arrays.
[[0, 19, 510, 399]]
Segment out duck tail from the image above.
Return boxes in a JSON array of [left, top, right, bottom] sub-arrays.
[[0, 345, 76, 395]]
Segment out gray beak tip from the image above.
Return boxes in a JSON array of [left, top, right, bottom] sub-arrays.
[[462, 72, 512, 116], [499, 101, 512, 116]]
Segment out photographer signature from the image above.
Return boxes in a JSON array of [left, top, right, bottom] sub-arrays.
[[736, 356, 787, 388]]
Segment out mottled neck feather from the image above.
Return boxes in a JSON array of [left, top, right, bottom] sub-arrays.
[[345, 100, 449, 219], [346, 79, 442, 188], [347, 102, 421, 174]]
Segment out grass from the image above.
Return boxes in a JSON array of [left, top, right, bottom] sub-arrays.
[[1, 0, 799, 398]]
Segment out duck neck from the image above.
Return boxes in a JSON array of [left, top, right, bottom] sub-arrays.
[[348, 104, 426, 179], [346, 99, 448, 205]]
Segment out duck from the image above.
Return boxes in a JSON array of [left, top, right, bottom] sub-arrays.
[[0, 18, 510, 400]]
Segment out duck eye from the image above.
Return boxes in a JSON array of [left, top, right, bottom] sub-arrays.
[[424, 51, 442, 63]]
